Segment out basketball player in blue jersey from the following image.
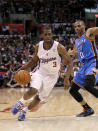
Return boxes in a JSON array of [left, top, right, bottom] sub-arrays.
[[68, 20, 98, 117], [11, 26, 73, 121]]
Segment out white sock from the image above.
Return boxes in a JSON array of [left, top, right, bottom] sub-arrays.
[[23, 107, 29, 113], [19, 96, 35, 105], [19, 97, 28, 104]]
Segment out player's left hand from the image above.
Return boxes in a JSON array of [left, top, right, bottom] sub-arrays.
[[64, 77, 70, 89]]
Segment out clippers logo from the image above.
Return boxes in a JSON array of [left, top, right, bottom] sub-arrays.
[[40, 57, 56, 64]]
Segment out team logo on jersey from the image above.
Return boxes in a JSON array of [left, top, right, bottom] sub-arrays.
[[78, 39, 86, 46], [40, 57, 56, 64]]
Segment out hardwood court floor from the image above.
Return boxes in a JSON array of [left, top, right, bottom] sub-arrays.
[[0, 87, 98, 131]]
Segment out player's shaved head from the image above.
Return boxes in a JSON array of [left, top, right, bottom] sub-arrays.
[[74, 20, 85, 27], [74, 20, 86, 36], [41, 26, 52, 34]]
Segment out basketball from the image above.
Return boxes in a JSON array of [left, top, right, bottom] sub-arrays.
[[14, 70, 31, 86]]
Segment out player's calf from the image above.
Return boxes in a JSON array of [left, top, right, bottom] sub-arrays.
[[23, 88, 38, 100], [69, 82, 83, 102]]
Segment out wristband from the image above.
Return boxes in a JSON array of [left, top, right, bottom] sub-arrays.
[[64, 77, 69, 82]]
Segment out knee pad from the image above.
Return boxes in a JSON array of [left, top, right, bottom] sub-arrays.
[[84, 75, 95, 90], [69, 82, 80, 94], [69, 82, 83, 102], [84, 75, 98, 98]]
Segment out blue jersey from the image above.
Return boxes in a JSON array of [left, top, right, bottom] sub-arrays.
[[73, 33, 98, 88], [76, 33, 97, 63]]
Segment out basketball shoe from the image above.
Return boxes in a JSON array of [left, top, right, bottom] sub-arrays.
[[11, 101, 23, 115], [18, 110, 26, 121], [76, 108, 94, 117]]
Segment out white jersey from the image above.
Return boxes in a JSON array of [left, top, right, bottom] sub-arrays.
[[37, 40, 61, 75]]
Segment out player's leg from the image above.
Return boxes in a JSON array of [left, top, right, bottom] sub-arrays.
[[74, 60, 98, 117], [18, 95, 41, 121], [84, 59, 98, 97], [69, 81, 94, 117], [69, 65, 85, 103], [23, 88, 38, 100], [84, 74, 98, 97], [83, 59, 98, 97], [11, 88, 38, 115], [18, 74, 58, 121], [69, 65, 94, 117], [11, 71, 42, 115]]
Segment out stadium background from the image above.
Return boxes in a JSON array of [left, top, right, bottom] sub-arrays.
[[0, 0, 98, 88]]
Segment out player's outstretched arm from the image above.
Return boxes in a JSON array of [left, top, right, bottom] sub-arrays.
[[58, 44, 73, 89], [20, 44, 39, 70], [86, 27, 98, 39]]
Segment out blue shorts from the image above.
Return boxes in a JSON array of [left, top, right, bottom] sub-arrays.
[[73, 59, 96, 88]]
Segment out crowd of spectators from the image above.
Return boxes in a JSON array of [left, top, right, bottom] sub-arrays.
[[33, 0, 95, 23], [0, 25, 19, 35], [10, 0, 96, 23], [0, 35, 36, 88], [0, 33, 78, 88], [13, 0, 32, 14], [0, 0, 97, 88], [0, 0, 11, 19], [0, 0, 97, 23]]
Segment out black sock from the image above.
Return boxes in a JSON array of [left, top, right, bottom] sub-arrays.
[[82, 103, 91, 110]]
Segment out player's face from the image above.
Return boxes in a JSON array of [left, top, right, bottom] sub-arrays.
[[42, 30, 52, 43], [74, 22, 85, 34]]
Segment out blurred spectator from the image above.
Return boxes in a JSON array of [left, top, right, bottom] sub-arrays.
[[0, 73, 4, 87]]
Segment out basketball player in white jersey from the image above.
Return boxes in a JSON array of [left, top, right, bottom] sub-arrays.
[[11, 26, 73, 121]]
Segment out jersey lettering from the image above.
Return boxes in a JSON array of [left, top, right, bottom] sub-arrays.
[[80, 52, 84, 58]]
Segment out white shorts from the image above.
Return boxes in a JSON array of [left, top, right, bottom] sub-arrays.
[[30, 70, 58, 101]]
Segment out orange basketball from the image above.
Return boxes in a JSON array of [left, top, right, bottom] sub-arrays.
[[14, 70, 30, 86]]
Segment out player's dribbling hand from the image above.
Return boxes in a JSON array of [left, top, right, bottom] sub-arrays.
[[64, 77, 70, 90]]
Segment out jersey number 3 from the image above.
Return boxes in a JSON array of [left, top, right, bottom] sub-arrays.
[[53, 62, 57, 67]]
